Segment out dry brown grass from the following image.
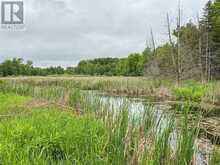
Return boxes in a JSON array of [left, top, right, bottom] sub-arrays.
[[0, 76, 172, 97]]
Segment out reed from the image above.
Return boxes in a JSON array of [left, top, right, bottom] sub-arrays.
[[2, 77, 220, 104], [0, 78, 219, 164]]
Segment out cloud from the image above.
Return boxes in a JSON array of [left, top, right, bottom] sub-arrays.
[[0, 0, 208, 67]]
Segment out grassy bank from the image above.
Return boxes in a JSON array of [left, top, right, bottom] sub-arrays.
[[0, 93, 199, 164], [1, 76, 220, 104], [0, 77, 219, 164]]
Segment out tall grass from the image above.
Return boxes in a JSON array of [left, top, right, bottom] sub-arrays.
[[0, 77, 173, 98], [210, 150, 220, 165], [0, 78, 218, 164], [174, 105, 201, 165], [0, 93, 31, 114], [0, 110, 108, 164], [84, 96, 203, 164], [3, 77, 220, 104]]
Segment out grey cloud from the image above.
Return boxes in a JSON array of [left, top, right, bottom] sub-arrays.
[[0, 0, 207, 67]]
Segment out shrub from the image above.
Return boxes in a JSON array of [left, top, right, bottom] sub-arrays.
[[173, 85, 207, 102]]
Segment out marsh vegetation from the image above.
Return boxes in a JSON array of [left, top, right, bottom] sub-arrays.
[[0, 77, 219, 164], [0, 0, 219, 164]]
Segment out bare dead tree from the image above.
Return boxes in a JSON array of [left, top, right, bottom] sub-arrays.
[[197, 14, 205, 83], [166, 13, 179, 84], [205, 27, 212, 82], [144, 28, 160, 77], [150, 27, 156, 57], [208, 44, 211, 81], [176, 1, 181, 85]]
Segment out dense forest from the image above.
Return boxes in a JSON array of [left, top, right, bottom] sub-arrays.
[[74, 52, 147, 76], [0, 58, 65, 76], [0, 54, 146, 76], [0, 54, 147, 77], [0, 0, 219, 79]]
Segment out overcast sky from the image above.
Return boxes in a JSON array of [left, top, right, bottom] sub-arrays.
[[0, 0, 208, 67]]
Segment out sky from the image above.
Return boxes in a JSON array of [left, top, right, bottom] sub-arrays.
[[0, 0, 208, 67]]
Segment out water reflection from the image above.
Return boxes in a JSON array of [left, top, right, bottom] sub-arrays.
[[85, 91, 211, 165]]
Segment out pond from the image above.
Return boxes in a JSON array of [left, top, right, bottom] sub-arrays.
[[90, 92, 214, 165]]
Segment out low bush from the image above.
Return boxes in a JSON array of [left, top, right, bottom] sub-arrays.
[[173, 84, 207, 102]]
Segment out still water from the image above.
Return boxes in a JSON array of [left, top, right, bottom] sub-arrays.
[[91, 93, 212, 165]]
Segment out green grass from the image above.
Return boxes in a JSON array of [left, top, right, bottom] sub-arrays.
[[0, 93, 31, 113], [0, 98, 202, 165], [210, 150, 220, 165], [2, 77, 220, 104], [0, 109, 108, 165], [0, 78, 219, 164]]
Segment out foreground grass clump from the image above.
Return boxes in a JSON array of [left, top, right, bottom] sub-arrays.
[[0, 110, 108, 165], [0, 93, 30, 113]]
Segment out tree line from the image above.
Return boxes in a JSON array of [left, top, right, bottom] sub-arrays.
[[0, 53, 147, 76], [145, 0, 220, 83], [0, 0, 219, 79], [76, 0, 219, 80], [74, 52, 148, 76], [69, 0, 220, 80], [0, 58, 74, 76], [0, 55, 147, 77]]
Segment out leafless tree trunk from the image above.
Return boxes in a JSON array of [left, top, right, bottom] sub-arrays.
[[150, 28, 156, 57], [149, 28, 160, 76], [197, 15, 204, 83], [176, 2, 181, 86], [208, 46, 211, 81], [205, 31, 212, 82], [144, 28, 160, 77], [167, 13, 179, 84]]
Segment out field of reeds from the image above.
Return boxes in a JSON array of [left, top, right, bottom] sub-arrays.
[[2, 76, 220, 104], [0, 76, 220, 164]]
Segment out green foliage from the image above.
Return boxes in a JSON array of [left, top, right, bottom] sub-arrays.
[[0, 79, 212, 164], [0, 1, 219, 80], [75, 58, 119, 76], [0, 58, 65, 77], [175, 105, 200, 165], [128, 53, 145, 76], [200, 0, 220, 78], [0, 53, 146, 77], [173, 83, 207, 102], [75, 52, 148, 76], [68, 88, 81, 107], [0, 110, 107, 164], [0, 93, 30, 113], [153, 120, 174, 165], [210, 150, 220, 165], [0, 80, 4, 85]]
